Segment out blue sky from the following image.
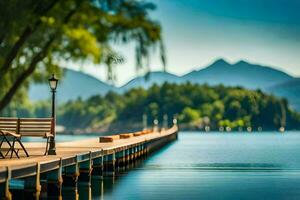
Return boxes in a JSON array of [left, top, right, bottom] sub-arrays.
[[71, 0, 300, 86]]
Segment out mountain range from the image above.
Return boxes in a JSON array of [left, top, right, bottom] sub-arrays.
[[182, 59, 292, 89], [29, 59, 300, 110], [29, 69, 114, 102], [268, 78, 300, 111]]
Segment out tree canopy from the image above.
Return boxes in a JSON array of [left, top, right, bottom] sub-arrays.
[[9, 83, 300, 132], [0, 0, 165, 112]]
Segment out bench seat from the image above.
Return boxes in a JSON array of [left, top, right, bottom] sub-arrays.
[[99, 135, 120, 143]]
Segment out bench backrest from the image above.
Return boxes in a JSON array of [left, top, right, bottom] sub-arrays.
[[19, 118, 54, 137], [0, 118, 18, 133]]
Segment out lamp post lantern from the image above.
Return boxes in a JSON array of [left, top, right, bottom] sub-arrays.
[[48, 74, 58, 155], [173, 117, 177, 126]]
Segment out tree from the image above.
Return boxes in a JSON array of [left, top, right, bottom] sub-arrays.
[[0, 0, 165, 112], [7, 81, 300, 131], [179, 107, 201, 124]]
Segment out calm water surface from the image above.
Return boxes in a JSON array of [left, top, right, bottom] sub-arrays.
[[27, 132, 300, 200]]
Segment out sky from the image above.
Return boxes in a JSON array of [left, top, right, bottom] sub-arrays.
[[69, 0, 300, 86]]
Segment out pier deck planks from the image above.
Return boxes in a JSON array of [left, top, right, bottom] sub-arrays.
[[0, 127, 177, 182]]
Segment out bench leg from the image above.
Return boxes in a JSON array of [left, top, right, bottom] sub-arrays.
[[0, 137, 9, 158], [44, 137, 50, 155], [16, 138, 29, 157], [10, 138, 18, 159], [4, 148, 10, 157], [0, 136, 4, 148], [0, 137, 4, 158], [3, 137, 19, 159]]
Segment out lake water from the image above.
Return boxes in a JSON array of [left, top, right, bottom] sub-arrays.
[[88, 131, 300, 200], [19, 132, 300, 199]]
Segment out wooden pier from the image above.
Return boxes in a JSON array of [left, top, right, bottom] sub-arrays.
[[0, 125, 178, 199]]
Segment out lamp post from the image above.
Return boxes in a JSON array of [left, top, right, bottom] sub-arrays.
[[173, 117, 177, 126], [163, 114, 168, 129], [153, 118, 159, 132], [142, 114, 148, 130], [48, 74, 58, 155]]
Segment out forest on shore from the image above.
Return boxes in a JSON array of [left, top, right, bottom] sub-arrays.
[[3, 82, 300, 133]]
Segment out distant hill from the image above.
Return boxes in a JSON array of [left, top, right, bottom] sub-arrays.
[[267, 78, 300, 111], [29, 59, 298, 110], [119, 59, 293, 91], [29, 69, 114, 102], [118, 71, 180, 92], [117, 59, 300, 111], [182, 59, 293, 89]]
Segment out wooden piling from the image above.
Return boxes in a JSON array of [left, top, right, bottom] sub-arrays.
[[46, 158, 63, 196], [62, 156, 79, 189]]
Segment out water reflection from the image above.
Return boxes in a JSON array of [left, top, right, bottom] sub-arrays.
[[61, 189, 79, 200], [9, 158, 146, 200], [78, 186, 91, 200], [59, 157, 146, 200]]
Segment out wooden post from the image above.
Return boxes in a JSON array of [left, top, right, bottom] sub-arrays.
[[78, 152, 92, 186], [121, 149, 126, 167], [130, 146, 135, 161], [116, 149, 127, 173], [140, 143, 144, 157], [0, 167, 12, 200], [91, 150, 103, 179], [24, 163, 41, 200], [145, 142, 149, 156], [90, 178, 104, 198], [47, 158, 63, 197], [115, 149, 124, 168], [134, 145, 138, 160], [78, 184, 92, 200], [91, 155, 103, 178], [78, 151, 93, 199], [62, 156, 79, 189], [103, 152, 115, 176], [137, 144, 142, 158], [125, 148, 131, 165]]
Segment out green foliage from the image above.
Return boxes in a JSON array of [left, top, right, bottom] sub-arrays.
[[0, 0, 165, 112], [179, 107, 201, 124], [57, 96, 116, 129], [8, 82, 300, 131]]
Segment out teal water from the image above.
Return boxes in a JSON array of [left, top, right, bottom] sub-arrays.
[[95, 132, 300, 200]]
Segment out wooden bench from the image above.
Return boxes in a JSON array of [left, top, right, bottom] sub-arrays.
[[0, 118, 21, 158], [133, 131, 143, 137], [142, 129, 152, 134], [99, 135, 120, 143], [0, 118, 54, 158], [120, 133, 133, 139]]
